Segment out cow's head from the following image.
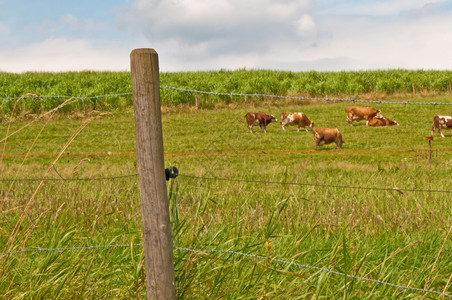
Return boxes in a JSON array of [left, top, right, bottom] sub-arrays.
[[279, 113, 288, 124], [390, 120, 399, 126], [270, 115, 277, 122], [309, 122, 314, 130], [376, 110, 383, 119]]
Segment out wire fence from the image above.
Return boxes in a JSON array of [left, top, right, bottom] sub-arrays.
[[0, 93, 132, 101], [2, 171, 452, 194], [0, 147, 447, 158], [0, 242, 450, 298], [161, 86, 452, 106], [0, 86, 451, 105], [1, 89, 452, 297]]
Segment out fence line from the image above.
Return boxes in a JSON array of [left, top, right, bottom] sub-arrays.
[[0, 174, 137, 182], [1, 87, 451, 106], [0, 244, 138, 256], [0, 93, 132, 101], [1, 172, 451, 194], [0, 147, 447, 160], [177, 247, 452, 298], [179, 174, 452, 194], [162, 86, 452, 106], [1, 147, 448, 158], [0, 243, 450, 298], [2, 89, 451, 297]]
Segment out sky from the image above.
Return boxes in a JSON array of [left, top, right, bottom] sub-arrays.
[[0, 0, 452, 73]]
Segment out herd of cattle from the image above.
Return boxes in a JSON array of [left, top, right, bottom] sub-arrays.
[[245, 106, 452, 150]]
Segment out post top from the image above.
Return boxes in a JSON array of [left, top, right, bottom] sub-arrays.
[[130, 48, 157, 55]]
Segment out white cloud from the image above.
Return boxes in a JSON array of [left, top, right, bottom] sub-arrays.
[[315, 0, 448, 16], [296, 14, 316, 37], [116, 0, 312, 46], [0, 38, 132, 73], [2, 0, 452, 72], [296, 9, 452, 71], [115, 0, 316, 70], [115, 0, 452, 71]]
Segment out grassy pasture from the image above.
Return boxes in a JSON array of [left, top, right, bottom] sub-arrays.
[[1, 92, 452, 299]]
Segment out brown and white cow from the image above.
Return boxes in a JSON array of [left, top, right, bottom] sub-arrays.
[[366, 116, 399, 127], [313, 128, 345, 150], [245, 112, 277, 133], [345, 106, 383, 126], [280, 112, 314, 132], [431, 115, 452, 138]]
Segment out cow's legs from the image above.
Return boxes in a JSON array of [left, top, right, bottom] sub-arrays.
[[314, 138, 325, 150], [281, 120, 287, 131], [346, 113, 353, 126]]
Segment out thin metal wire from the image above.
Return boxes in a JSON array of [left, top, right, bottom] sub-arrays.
[[176, 247, 452, 298], [179, 174, 452, 194], [1, 88, 451, 106], [0, 174, 137, 182], [1, 243, 450, 297], [0, 93, 132, 101], [0, 244, 139, 256], [1, 172, 450, 194], [162, 86, 452, 106]]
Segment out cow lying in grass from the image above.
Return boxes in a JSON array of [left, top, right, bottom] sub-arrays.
[[346, 106, 383, 126], [366, 116, 399, 127]]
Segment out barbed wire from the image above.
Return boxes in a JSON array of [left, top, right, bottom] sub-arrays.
[[1, 88, 451, 106], [0, 243, 449, 298], [1, 147, 448, 160], [1, 172, 450, 194], [180, 174, 452, 194], [1, 88, 451, 297], [162, 86, 452, 106], [177, 247, 452, 298], [0, 93, 132, 101], [0, 244, 138, 256], [0, 174, 137, 182]]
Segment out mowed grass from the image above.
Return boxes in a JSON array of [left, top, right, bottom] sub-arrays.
[[1, 97, 452, 298]]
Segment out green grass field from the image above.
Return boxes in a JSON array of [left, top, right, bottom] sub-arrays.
[[1, 71, 452, 298]]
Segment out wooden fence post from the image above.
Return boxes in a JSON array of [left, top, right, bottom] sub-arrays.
[[130, 48, 176, 299]]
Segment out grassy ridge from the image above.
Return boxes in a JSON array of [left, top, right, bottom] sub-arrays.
[[1, 96, 452, 298], [1, 69, 452, 114]]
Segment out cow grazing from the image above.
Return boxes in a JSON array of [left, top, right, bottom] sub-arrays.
[[280, 112, 314, 132], [313, 128, 345, 150], [245, 112, 277, 133], [431, 115, 452, 138], [345, 106, 383, 126], [366, 116, 399, 127]]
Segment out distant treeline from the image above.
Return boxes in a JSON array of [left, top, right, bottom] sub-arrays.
[[0, 69, 451, 113]]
